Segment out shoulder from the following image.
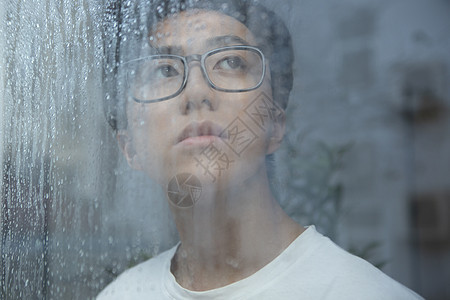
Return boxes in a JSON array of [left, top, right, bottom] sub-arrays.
[[294, 227, 423, 300], [96, 245, 177, 300]]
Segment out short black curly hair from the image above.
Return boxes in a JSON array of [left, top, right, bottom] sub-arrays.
[[103, 0, 294, 131]]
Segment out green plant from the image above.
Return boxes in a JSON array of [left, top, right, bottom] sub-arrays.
[[280, 132, 351, 239], [278, 132, 386, 269]]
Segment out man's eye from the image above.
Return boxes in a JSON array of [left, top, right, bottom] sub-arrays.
[[156, 65, 180, 77], [215, 56, 246, 71]]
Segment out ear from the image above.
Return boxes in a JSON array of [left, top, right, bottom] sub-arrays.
[[266, 108, 286, 155], [117, 130, 143, 170]]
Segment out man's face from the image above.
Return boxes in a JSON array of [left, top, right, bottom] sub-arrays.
[[118, 10, 285, 191]]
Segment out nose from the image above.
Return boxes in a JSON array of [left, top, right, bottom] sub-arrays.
[[178, 58, 218, 114]]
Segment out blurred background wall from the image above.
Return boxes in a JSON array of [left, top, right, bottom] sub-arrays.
[[274, 1, 450, 299], [1, 0, 449, 299], [271, 1, 450, 299]]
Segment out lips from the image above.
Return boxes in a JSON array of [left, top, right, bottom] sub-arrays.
[[177, 121, 227, 144]]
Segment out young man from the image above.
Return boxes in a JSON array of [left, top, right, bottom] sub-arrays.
[[98, 1, 423, 299]]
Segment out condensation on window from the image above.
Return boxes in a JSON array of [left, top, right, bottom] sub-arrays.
[[1, 0, 450, 299]]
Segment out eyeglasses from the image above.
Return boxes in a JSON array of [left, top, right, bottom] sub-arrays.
[[124, 45, 266, 103]]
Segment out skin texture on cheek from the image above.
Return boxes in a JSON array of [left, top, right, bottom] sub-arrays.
[[125, 103, 175, 180]]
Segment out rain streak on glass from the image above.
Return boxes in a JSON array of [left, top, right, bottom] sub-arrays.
[[1, 1, 179, 298], [1, 0, 108, 298]]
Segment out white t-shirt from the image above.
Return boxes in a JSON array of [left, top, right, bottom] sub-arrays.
[[97, 226, 423, 299]]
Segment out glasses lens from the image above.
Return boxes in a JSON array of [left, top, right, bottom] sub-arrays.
[[204, 48, 263, 91], [128, 56, 185, 102]]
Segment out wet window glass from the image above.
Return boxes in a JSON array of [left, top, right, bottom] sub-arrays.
[[1, 0, 449, 299]]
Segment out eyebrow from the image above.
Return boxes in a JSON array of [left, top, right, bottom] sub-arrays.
[[149, 35, 251, 55], [149, 45, 183, 55], [205, 35, 251, 47]]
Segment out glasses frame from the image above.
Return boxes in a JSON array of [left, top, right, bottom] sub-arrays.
[[125, 45, 266, 104]]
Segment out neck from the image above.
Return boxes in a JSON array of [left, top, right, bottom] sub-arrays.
[[168, 168, 304, 291]]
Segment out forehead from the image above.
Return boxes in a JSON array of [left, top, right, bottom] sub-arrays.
[[150, 10, 257, 51]]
